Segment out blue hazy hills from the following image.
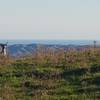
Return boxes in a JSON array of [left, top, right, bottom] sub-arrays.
[[3, 40, 99, 57], [0, 40, 100, 45]]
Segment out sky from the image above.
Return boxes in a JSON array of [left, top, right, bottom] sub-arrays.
[[0, 0, 100, 40]]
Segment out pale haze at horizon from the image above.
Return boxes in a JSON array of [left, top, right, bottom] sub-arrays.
[[0, 0, 100, 40]]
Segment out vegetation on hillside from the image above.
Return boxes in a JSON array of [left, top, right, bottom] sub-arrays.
[[0, 46, 100, 100]]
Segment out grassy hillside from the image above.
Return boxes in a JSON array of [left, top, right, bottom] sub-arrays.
[[0, 47, 100, 100]]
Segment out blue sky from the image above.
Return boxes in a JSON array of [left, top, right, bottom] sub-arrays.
[[0, 0, 100, 40]]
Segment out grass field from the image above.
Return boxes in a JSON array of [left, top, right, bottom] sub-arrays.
[[0, 47, 100, 100]]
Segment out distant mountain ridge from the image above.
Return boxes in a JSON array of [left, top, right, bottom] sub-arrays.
[[8, 43, 92, 57], [8, 44, 37, 57], [1, 40, 100, 45]]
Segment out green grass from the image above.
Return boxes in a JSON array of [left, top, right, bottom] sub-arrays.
[[0, 49, 100, 100]]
